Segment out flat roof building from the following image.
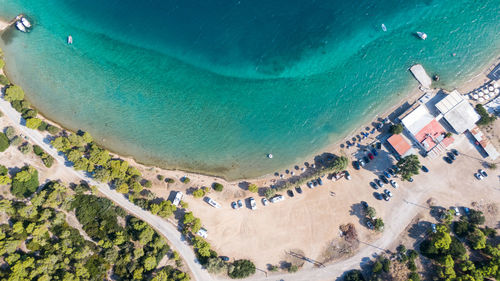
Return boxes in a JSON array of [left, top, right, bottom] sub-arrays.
[[387, 134, 414, 157], [435, 90, 480, 134]]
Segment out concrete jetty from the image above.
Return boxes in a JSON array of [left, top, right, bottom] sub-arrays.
[[410, 64, 432, 89]]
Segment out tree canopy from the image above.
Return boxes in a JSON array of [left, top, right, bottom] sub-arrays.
[[4, 85, 25, 102], [396, 155, 421, 181]]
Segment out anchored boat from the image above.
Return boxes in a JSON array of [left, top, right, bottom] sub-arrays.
[[416, 31, 427, 40], [15, 21, 26, 32], [20, 17, 31, 28]]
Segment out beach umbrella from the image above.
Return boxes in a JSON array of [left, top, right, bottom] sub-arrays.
[[489, 86, 494, 91], [495, 88, 500, 94], [484, 94, 490, 100], [478, 97, 484, 102], [478, 91, 484, 97], [290, 171, 295, 176], [493, 82, 499, 88], [473, 94, 479, 100], [484, 89, 490, 94]]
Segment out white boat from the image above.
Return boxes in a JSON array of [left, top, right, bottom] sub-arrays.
[[267, 153, 273, 159], [417, 31, 427, 40], [381, 24, 387, 32], [21, 17, 31, 28], [67, 35, 73, 44], [15, 21, 26, 32]]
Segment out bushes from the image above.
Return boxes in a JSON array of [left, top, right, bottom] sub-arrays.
[[0, 74, 9, 85], [192, 188, 205, 198], [475, 104, 496, 126], [4, 85, 24, 102], [165, 178, 175, 184], [26, 117, 42, 129], [157, 175, 165, 181], [5, 126, 15, 139], [47, 124, 60, 135], [0, 132, 9, 152], [228, 259, 255, 279], [213, 182, 224, 192], [248, 184, 258, 193], [33, 145, 44, 156]]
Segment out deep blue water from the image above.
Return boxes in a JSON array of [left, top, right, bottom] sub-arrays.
[[0, 0, 499, 179]]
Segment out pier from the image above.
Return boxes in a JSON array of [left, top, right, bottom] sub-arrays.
[[410, 64, 432, 89], [0, 14, 26, 32]]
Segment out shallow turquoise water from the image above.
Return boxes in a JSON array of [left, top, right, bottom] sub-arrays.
[[0, 0, 499, 179]]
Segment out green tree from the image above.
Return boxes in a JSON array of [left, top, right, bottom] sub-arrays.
[[213, 182, 224, 192], [192, 189, 205, 198], [374, 218, 384, 231], [365, 206, 376, 219], [468, 228, 486, 250], [332, 156, 349, 172], [11, 166, 39, 198], [396, 155, 421, 181], [26, 118, 43, 129], [0, 132, 9, 152], [433, 225, 451, 250], [5, 126, 16, 139], [5, 85, 25, 102], [144, 256, 157, 271], [228, 259, 256, 279], [206, 257, 228, 274], [390, 123, 404, 134], [476, 104, 496, 126], [248, 184, 258, 193], [467, 209, 485, 225], [344, 270, 365, 281]]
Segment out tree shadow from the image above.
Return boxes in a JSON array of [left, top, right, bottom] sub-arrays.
[[238, 181, 250, 190], [349, 203, 367, 226]]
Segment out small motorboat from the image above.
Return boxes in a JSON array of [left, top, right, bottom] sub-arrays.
[[20, 17, 31, 28], [67, 35, 73, 44], [267, 153, 273, 159], [15, 21, 26, 32], [417, 31, 427, 40], [381, 24, 387, 32]]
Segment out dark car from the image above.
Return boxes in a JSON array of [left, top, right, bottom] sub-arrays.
[[307, 182, 313, 188], [382, 193, 390, 201], [448, 152, 456, 161], [317, 178, 323, 186], [374, 192, 383, 200], [287, 190, 294, 197], [231, 202, 237, 209], [361, 201, 369, 209], [421, 165, 429, 172], [408, 177, 414, 182], [392, 165, 400, 173], [383, 171, 391, 179], [353, 161, 360, 170], [376, 142, 382, 149], [364, 156, 370, 164], [370, 181, 379, 189], [220, 256, 230, 262], [371, 148, 378, 156], [444, 156, 453, 164], [312, 180, 318, 187], [295, 186, 303, 194], [451, 149, 459, 156], [375, 179, 384, 188], [479, 169, 488, 177], [387, 168, 395, 176], [380, 175, 389, 184], [368, 153, 374, 160]]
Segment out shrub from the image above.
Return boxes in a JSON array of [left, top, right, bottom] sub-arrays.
[[248, 184, 258, 193], [18, 143, 32, 154], [47, 125, 60, 135], [476, 104, 496, 126], [26, 118, 42, 129], [264, 187, 276, 198], [0, 165, 8, 175], [10, 136, 21, 146], [192, 189, 205, 198], [5, 126, 15, 139], [390, 123, 403, 134], [407, 259, 417, 271], [143, 180, 152, 188], [344, 270, 365, 281], [5, 85, 24, 102], [37, 121, 48, 131], [0, 132, 9, 152], [213, 182, 224, 192], [165, 178, 174, 184], [182, 177, 190, 184], [33, 145, 44, 156], [268, 265, 279, 272], [372, 260, 383, 273], [445, 132, 452, 138], [42, 155, 54, 168], [374, 218, 384, 231], [0, 74, 9, 85], [288, 264, 298, 273], [381, 257, 391, 272], [228, 259, 255, 279], [157, 175, 165, 181], [467, 209, 485, 225], [408, 272, 421, 281]]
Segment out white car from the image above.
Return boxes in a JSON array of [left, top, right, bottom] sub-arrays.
[[452, 207, 461, 216], [249, 197, 257, 210], [270, 195, 285, 203], [474, 173, 483, 180], [390, 180, 398, 188], [206, 197, 221, 208], [262, 198, 269, 206]]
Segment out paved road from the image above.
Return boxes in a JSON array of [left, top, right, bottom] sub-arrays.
[[0, 97, 213, 281]]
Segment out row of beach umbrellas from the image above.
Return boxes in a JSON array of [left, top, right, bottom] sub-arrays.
[[469, 82, 500, 102]]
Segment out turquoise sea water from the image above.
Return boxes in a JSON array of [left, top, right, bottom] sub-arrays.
[[0, 0, 499, 180]]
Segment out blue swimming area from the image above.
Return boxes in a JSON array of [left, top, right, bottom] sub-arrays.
[[0, 0, 499, 179]]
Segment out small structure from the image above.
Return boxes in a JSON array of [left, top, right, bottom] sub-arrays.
[[387, 134, 414, 157], [410, 64, 432, 89], [435, 90, 480, 134], [196, 228, 208, 239], [469, 126, 499, 160]]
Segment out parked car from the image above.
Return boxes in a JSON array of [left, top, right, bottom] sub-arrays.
[[231, 202, 238, 209], [287, 190, 294, 197], [452, 207, 460, 216], [444, 156, 453, 164], [448, 152, 456, 161], [220, 256, 230, 262], [370, 181, 379, 189], [368, 153, 374, 160], [359, 158, 366, 167], [366, 220, 374, 230], [363, 156, 370, 164], [390, 180, 398, 188], [312, 180, 318, 187], [307, 182, 313, 188], [431, 224, 437, 233], [421, 165, 429, 172], [345, 171, 351, 180], [382, 193, 390, 201], [375, 179, 384, 188], [474, 173, 483, 180], [295, 186, 303, 194], [249, 197, 257, 210], [375, 193, 383, 200], [361, 201, 369, 209], [317, 178, 323, 186], [270, 195, 285, 203], [380, 175, 389, 184], [384, 189, 393, 198], [371, 148, 378, 156], [479, 169, 488, 177], [353, 161, 360, 170], [408, 177, 414, 182], [387, 168, 395, 176], [383, 171, 391, 179], [392, 165, 400, 173], [237, 200, 243, 208], [451, 149, 459, 156], [262, 198, 269, 206]]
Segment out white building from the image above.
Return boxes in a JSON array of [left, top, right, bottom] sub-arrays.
[[434, 90, 480, 134]]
